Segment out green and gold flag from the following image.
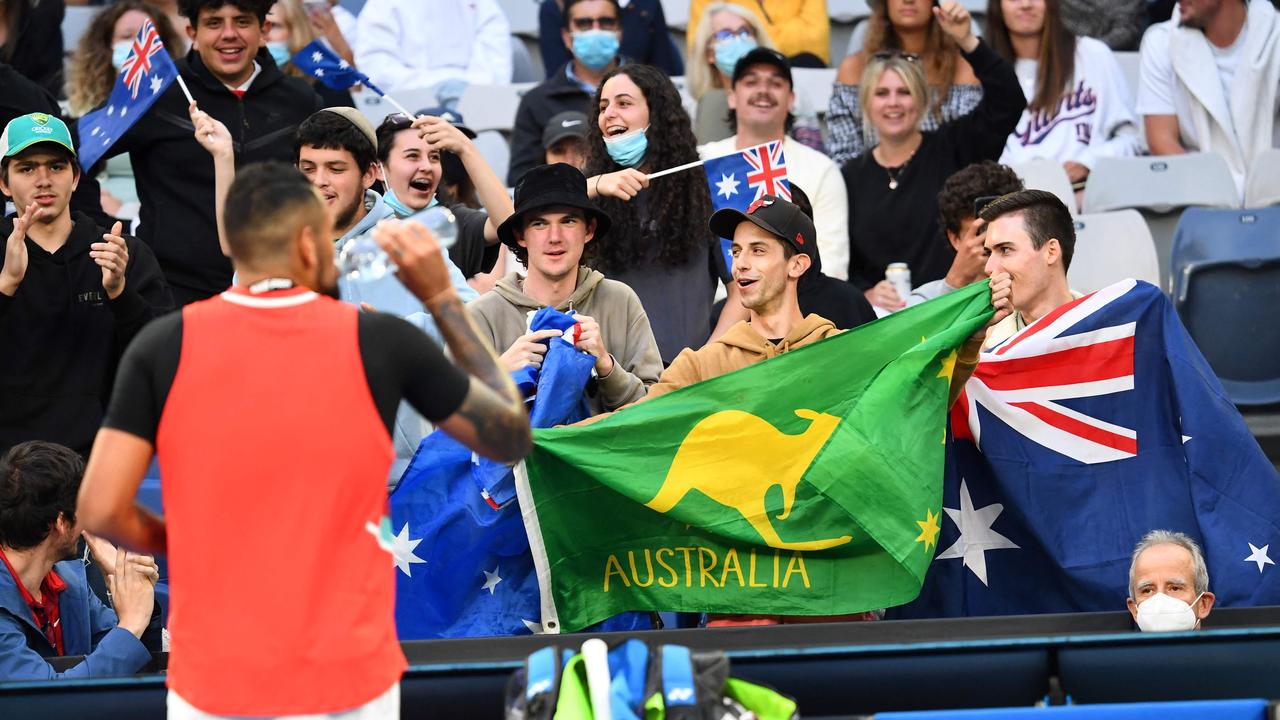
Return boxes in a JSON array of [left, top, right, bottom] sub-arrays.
[[515, 281, 994, 633]]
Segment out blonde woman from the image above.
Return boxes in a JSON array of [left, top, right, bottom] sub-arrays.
[[842, 1, 1024, 310], [687, 3, 777, 143], [264, 0, 355, 106], [65, 1, 183, 117]]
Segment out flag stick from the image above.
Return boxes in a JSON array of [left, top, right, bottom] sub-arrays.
[[646, 157, 704, 180], [175, 75, 196, 106], [380, 93, 416, 119]]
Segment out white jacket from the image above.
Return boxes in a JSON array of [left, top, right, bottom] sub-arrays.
[[699, 135, 851, 280], [1000, 37, 1144, 169], [355, 0, 513, 92], [1137, 0, 1280, 196]]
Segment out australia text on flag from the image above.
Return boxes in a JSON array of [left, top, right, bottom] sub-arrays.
[[77, 19, 177, 170], [703, 140, 792, 271]]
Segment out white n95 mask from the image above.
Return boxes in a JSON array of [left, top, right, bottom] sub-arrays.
[[1135, 591, 1203, 632]]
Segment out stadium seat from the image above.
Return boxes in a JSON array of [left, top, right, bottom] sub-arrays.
[[1114, 52, 1141, 98], [793, 68, 838, 117], [663, 0, 689, 30], [1170, 207, 1280, 406], [61, 6, 96, 57], [1244, 148, 1280, 208], [456, 82, 536, 133], [498, 0, 540, 37], [511, 36, 542, 83], [1082, 153, 1238, 290], [829, 0, 873, 23], [1068, 210, 1159, 294], [1010, 158, 1077, 215], [473, 131, 512, 186]]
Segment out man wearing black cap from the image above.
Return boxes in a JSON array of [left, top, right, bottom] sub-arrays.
[[643, 193, 835, 401], [698, 47, 851, 281], [542, 111, 589, 172], [468, 163, 661, 415]]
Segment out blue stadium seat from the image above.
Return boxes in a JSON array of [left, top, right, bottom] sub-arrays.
[[1171, 207, 1280, 406]]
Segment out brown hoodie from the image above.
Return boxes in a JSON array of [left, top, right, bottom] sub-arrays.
[[645, 315, 841, 402], [467, 267, 663, 415]]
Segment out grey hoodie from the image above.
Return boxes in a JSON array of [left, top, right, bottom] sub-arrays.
[[467, 267, 663, 415]]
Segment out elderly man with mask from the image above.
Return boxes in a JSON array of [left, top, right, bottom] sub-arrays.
[[1127, 530, 1216, 632]]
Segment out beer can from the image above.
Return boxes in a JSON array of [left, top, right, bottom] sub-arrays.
[[886, 262, 911, 302]]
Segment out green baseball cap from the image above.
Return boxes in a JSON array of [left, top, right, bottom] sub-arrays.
[[1, 113, 76, 159]]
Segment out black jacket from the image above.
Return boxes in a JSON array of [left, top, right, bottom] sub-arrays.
[[0, 212, 174, 456], [798, 239, 877, 331], [108, 49, 323, 301], [507, 63, 594, 186]]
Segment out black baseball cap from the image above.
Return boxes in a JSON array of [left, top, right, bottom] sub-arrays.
[[709, 194, 814, 256], [732, 47, 793, 87], [542, 111, 589, 149]]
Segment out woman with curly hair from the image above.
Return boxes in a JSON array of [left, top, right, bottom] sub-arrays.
[[65, 1, 184, 118], [584, 64, 730, 364], [826, 0, 981, 164]]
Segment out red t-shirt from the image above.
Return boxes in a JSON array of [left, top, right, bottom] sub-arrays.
[[0, 548, 66, 655], [102, 286, 470, 715]]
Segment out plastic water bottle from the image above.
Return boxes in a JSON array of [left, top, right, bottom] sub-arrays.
[[336, 205, 458, 281]]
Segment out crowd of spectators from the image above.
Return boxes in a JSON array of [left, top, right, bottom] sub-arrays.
[[0, 0, 1277, 696]]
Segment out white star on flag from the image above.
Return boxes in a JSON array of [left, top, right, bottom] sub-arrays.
[[936, 480, 1020, 586], [311, 51, 323, 62], [1245, 543, 1274, 574], [314, 68, 325, 78], [150, 75, 164, 95], [120, 107, 128, 117], [338, 59, 350, 69], [389, 522, 427, 577], [91, 127, 100, 136], [107, 106, 115, 116], [521, 619, 543, 634], [101, 136, 111, 146], [482, 566, 502, 594], [714, 172, 740, 200]]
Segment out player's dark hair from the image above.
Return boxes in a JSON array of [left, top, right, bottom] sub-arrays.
[[979, 189, 1076, 271], [294, 111, 377, 172], [224, 162, 327, 263], [178, 0, 272, 24], [0, 144, 80, 187], [375, 114, 416, 166], [0, 442, 84, 551], [562, 0, 621, 31], [937, 161, 1024, 235]]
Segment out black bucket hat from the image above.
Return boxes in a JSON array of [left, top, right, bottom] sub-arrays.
[[497, 163, 612, 247]]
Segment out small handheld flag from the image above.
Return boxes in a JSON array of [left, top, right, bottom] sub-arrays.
[[77, 19, 177, 169], [290, 41, 415, 118], [703, 141, 792, 273]]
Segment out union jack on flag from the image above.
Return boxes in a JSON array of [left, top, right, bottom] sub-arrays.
[[77, 18, 177, 170], [703, 140, 793, 272], [890, 279, 1280, 619]]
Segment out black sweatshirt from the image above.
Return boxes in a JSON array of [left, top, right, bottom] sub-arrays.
[[843, 40, 1026, 290], [106, 49, 323, 303], [0, 212, 174, 456]]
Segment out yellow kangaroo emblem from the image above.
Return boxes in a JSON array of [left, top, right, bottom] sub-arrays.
[[645, 409, 854, 551]]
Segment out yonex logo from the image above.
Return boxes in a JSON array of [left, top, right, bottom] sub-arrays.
[[527, 679, 553, 696], [666, 687, 694, 703]]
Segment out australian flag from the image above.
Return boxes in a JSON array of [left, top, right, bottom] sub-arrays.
[[391, 308, 651, 638], [892, 279, 1280, 618], [77, 19, 176, 170], [703, 140, 791, 272], [291, 40, 385, 94]]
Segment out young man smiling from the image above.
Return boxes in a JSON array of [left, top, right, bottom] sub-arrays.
[[698, 47, 850, 280], [469, 163, 661, 415], [0, 114, 171, 457], [106, 0, 322, 306]]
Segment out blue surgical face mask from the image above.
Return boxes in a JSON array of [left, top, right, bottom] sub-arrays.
[[266, 41, 292, 69], [571, 29, 620, 71], [714, 35, 758, 77], [383, 184, 438, 219], [603, 126, 649, 168], [111, 41, 132, 71]]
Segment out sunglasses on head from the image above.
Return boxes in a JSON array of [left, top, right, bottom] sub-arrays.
[[871, 51, 921, 63]]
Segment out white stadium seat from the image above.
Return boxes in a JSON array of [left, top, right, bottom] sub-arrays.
[[1010, 158, 1077, 215], [1068, 210, 1160, 294], [1245, 148, 1280, 209], [456, 82, 537, 134], [1082, 153, 1238, 290], [498, 0, 541, 38]]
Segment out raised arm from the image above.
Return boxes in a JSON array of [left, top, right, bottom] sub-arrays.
[[189, 103, 235, 258], [375, 220, 532, 463], [412, 115, 515, 244]]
